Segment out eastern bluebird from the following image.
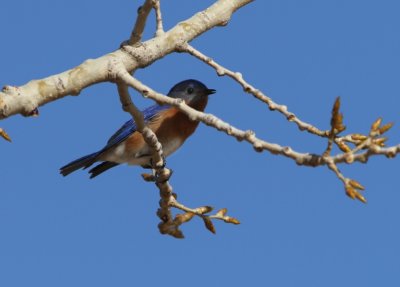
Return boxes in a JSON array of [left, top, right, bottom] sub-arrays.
[[60, 79, 215, 178]]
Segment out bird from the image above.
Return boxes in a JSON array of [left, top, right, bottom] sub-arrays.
[[60, 79, 215, 178]]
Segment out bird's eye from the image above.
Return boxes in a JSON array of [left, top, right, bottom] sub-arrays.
[[187, 87, 194, 94]]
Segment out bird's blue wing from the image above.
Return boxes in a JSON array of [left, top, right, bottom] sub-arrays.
[[103, 104, 171, 150]]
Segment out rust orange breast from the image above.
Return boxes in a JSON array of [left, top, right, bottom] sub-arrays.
[[125, 97, 208, 157]]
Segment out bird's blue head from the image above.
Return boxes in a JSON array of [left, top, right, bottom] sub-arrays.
[[167, 79, 215, 109]]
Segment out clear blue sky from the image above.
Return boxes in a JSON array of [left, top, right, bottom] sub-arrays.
[[1, 1, 399, 286]]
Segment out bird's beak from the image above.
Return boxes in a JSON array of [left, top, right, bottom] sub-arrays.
[[206, 89, 216, 95]]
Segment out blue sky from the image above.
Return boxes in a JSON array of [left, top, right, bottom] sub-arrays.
[[1, 1, 399, 286]]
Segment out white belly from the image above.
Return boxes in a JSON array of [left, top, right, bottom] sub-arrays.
[[100, 137, 184, 166], [162, 137, 183, 157]]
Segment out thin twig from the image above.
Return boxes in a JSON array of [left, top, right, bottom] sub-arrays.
[[129, 0, 153, 45], [152, 0, 164, 37], [118, 69, 400, 167], [116, 81, 179, 237], [326, 158, 367, 203], [179, 43, 329, 137], [326, 158, 346, 184], [180, 43, 396, 169], [117, 83, 145, 130], [170, 199, 240, 225], [116, 82, 164, 167]]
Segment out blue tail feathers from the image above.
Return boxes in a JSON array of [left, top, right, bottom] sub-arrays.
[[88, 161, 119, 178], [60, 152, 101, 177]]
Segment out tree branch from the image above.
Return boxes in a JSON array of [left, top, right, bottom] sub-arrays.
[[116, 80, 164, 168], [0, 0, 253, 119], [152, 0, 164, 37], [1, 0, 398, 237], [178, 43, 329, 138], [117, 69, 400, 203], [129, 0, 153, 45]]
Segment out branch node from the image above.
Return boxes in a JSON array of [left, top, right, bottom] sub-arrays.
[[287, 113, 295, 121], [216, 68, 225, 76], [282, 146, 291, 155], [253, 142, 264, 152], [28, 108, 40, 117]]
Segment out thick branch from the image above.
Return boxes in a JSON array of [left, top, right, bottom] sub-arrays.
[[0, 0, 253, 119]]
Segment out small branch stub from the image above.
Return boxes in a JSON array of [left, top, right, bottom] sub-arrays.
[[0, 128, 11, 142]]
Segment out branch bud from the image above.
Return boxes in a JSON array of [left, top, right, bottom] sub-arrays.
[[174, 212, 195, 224], [338, 141, 352, 153], [224, 217, 241, 225], [349, 179, 365, 191], [203, 217, 216, 234], [371, 117, 382, 132], [351, 134, 368, 141], [379, 122, 394, 135], [0, 128, 11, 142], [216, 208, 228, 217], [141, 173, 155, 182], [196, 206, 213, 214], [330, 97, 346, 134], [345, 186, 367, 203], [374, 137, 388, 147]]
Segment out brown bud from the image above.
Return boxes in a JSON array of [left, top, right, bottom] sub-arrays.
[[216, 208, 228, 217], [374, 137, 388, 147], [172, 230, 185, 239], [330, 97, 346, 134], [345, 186, 357, 200], [351, 134, 368, 141], [174, 212, 195, 224], [371, 117, 382, 132], [349, 180, 365, 191], [141, 173, 155, 182], [345, 186, 367, 203], [225, 217, 241, 225], [336, 124, 346, 134], [355, 192, 367, 204], [158, 223, 184, 239], [332, 97, 341, 115], [0, 128, 11, 142], [379, 122, 394, 135], [196, 206, 213, 214], [203, 217, 216, 234], [338, 142, 352, 153]]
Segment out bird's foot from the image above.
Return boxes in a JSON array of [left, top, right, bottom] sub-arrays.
[[156, 168, 173, 183], [148, 156, 166, 169]]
